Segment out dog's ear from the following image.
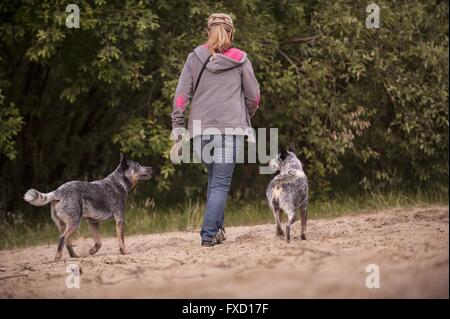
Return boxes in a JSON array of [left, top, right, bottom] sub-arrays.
[[279, 144, 288, 161], [288, 142, 296, 154], [119, 153, 129, 171]]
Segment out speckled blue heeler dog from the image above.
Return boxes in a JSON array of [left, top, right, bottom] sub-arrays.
[[266, 147, 308, 242], [23, 154, 152, 261]]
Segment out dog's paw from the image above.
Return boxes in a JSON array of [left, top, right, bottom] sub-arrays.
[[119, 247, 127, 255], [275, 226, 284, 237], [89, 247, 98, 255], [54, 252, 62, 261], [300, 234, 307, 240]]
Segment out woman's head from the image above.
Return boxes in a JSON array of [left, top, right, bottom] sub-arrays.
[[206, 13, 234, 56]]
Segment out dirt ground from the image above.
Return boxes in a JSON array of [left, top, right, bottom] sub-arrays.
[[0, 205, 448, 298]]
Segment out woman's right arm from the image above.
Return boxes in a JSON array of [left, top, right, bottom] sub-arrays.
[[241, 58, 260, 118], [171, 54, 194, 130]]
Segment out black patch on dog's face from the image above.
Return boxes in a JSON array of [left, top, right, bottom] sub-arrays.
[[287, 142, 296, 154], [279, 143, 297, 162], [279, 145, 289, 161]]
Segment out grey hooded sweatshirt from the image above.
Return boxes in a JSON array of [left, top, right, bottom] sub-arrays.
[[171, 45, 260, 139]]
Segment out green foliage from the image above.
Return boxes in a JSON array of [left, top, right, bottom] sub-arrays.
[[0, 0, 448, 212], [0, 90, 24, 160]]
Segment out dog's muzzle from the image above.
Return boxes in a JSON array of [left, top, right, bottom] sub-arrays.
[[140, 167, 152, 180], [269, 158, 280, 171]]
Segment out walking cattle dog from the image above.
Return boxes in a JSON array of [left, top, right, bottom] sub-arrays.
[[24, 154, 152, 261], [266, 147, 308, 242]]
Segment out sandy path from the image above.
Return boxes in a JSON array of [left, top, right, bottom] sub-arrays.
[[0, 205, 448, 298]]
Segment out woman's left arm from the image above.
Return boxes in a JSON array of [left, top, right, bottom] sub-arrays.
[[241, 58, 260, 118]]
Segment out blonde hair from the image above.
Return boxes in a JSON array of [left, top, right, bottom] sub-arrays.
[[206, 24, 233, 57]]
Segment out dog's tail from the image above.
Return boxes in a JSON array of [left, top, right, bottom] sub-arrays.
[[23, 189, 55, 206]]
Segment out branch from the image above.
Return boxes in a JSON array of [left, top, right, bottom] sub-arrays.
[[275, 47, 299, 74], [275, 47, 302, 101], [280, 33, 323, 45]]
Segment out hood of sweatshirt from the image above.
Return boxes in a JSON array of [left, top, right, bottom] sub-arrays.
[[193, 44, 247, 74]]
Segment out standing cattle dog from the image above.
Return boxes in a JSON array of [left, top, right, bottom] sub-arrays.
[[23, 154, 152, 261], [266, 147, 308, 242]]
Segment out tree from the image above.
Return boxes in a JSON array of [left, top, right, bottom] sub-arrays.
[[0, 0, 448, 212]]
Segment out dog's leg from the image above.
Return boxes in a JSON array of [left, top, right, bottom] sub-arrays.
[[88, 221, 102, 255], [115, 220, 126, 255], [55, 214, 79, 258], [51, 202, 61, 230], [270, 194, 284, 237], [59, 221, 79, 258], [285, 211, 296, 243], [66, 238, 79, 258], [300, 207, 307, 240], [273, 208, 284, 237], [55, 224, 78, 261]]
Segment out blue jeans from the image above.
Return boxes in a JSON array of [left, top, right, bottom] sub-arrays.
[[193, 135, 242, 241]]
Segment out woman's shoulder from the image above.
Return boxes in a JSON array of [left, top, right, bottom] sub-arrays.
[[184, 51, 197, 67]]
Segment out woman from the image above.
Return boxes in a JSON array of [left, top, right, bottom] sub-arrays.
[[171, 13, 260, 247]]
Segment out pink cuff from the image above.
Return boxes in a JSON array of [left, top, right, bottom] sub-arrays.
[[175, 95, 187, 111]]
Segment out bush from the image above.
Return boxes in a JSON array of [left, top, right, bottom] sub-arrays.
[[0, 0, 448, 213]]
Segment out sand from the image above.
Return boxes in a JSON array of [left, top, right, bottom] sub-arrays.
[[0, 205, 448, 298]]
